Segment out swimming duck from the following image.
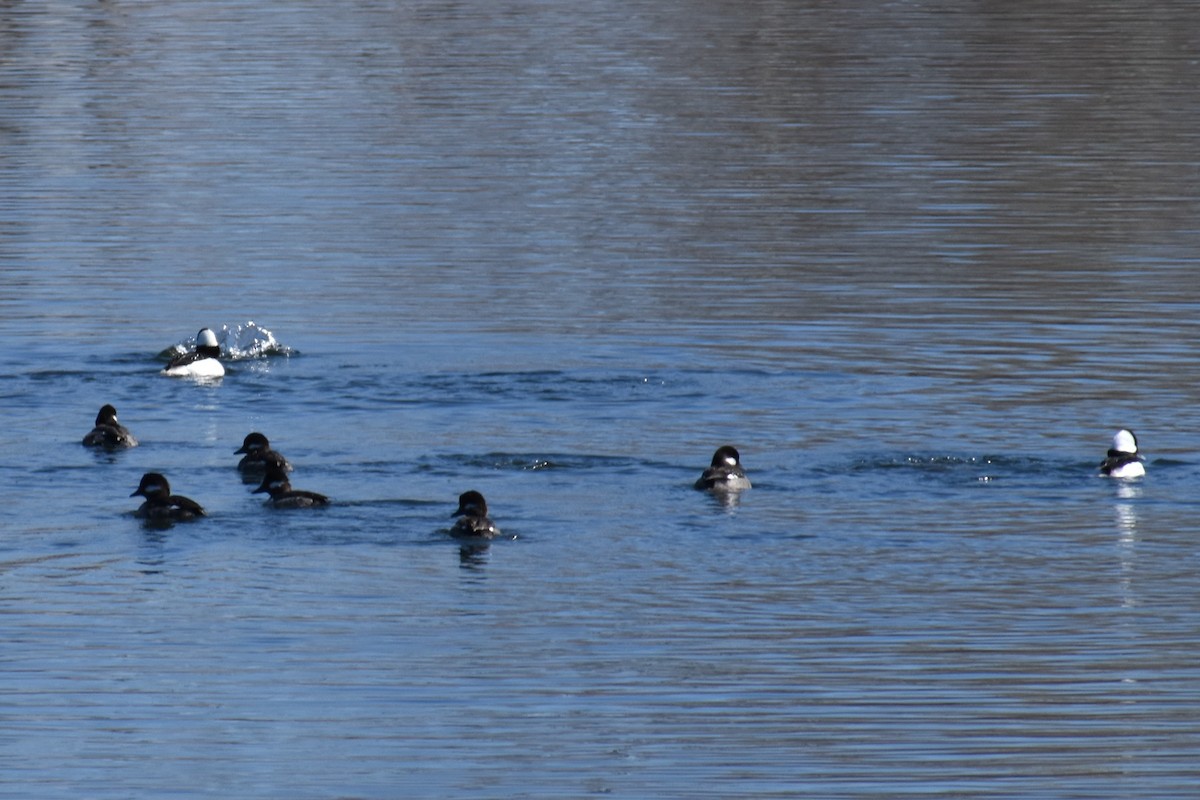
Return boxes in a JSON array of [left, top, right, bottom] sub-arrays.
[[450, 490, 500, 538], [252, 465, 330, 509], [130, 472, 206, 521], [163, 328, 225, 378], [235, 432, 293, 475], [694, 445, 752, 491], [82, 404, 138, 448], [1100, 429, 1145, 478]]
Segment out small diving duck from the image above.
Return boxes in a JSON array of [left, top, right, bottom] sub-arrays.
[[82, 404, 138, 448], [163, 327, 225, 378], [130, 472, 206, 521], [695, 445, 752, 491], [252, 465, 330, 509], [1099, 429, 1145, 478], [235, 432, 293, 475], [450, 490, 500, 538]]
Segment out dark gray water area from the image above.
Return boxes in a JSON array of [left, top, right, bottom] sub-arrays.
[[3, 2, 1200, 797]]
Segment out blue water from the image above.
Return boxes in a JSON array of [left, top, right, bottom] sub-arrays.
[[3, 1, 1200, 797]]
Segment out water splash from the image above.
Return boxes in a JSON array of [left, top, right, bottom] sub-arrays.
[[160, 321, 295, 361]]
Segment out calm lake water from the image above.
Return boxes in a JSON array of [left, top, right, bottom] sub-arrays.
[[3, 1, 1200, 797]]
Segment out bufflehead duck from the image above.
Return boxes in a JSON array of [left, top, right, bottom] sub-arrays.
[[130, 472, 206, 521], [695, 445, 752, 491], [163, 328, 225, 378], [235, 432, 293, 475], [82, 404, 138, 448], [450, 490, 500, 538], [1100, 429, 1145, 478], [252, 465, 330, 508]]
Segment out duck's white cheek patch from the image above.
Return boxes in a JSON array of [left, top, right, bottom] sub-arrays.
[[724, 457, 738, 466], [1112, 430, 1138, 453]]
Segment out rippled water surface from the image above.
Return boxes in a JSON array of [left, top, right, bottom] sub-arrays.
[[3, 2, 1200, 797]]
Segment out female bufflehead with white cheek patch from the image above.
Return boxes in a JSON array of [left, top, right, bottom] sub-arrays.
[[252, 465, 330, 509], [695, 445, 752, 491], [82, 404, 138, 449], [235, 432, 293, 477], [163, 328, 225, 378], [130, 472, 206, 521], [1099, 429, 1145, 479]]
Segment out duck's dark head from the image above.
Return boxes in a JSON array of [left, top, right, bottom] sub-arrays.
[[131, 472, 170, 499], [452, 490, 488, 518]]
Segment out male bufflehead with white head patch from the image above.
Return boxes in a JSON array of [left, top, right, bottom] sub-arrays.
[[1099, 429, 1145, 478], [163, 328, 225, 378], [130, 472, 206, 521], [450, 490, 500, 538], [695, 445, 752, 491], [82, 404, 138, 448]]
